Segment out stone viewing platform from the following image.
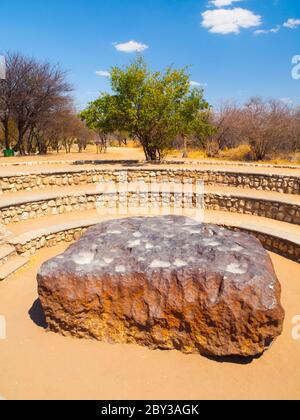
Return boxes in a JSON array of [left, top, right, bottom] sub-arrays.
[[37, 216, 285, 358], [0, 160, 300, 280], [0, 157, 299, 399], [1, 183, 300, 226]]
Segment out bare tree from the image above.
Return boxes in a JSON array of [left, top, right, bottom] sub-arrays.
[[94, 130, 109, 154], [0, 51, 72, 155], [205, 102, 244, 157], [113, 130, 128, 147], [206, 98, 300, 161], [242, 98, 291, 160], [0, 52, 32, 150]]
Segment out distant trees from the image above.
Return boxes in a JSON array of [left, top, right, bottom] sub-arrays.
[[0, 51, 90, 155], [288, 108, 300, 152], [81, 57, 214, 161], [242, 97, 298, 160], [208, 98, 300, 161], [2, 52, 300, 161], [206, 102, 244, 157]]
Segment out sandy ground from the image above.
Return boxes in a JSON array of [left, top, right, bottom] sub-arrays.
[[0, 147, 145, 164], [0, 245, 299, 400], [0, 147, 300, 177]]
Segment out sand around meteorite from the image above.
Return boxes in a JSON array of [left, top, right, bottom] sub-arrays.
[[37, 216, 285, 358]]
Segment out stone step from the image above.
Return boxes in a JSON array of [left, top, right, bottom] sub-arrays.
[[0, 255, 29, 281], [1, 183, 300, 228], [7, 208, 300, 242], [1, 183, 300, 208], [0, 244, 15, 264], [0, 166, 299, 197], [5, 209, 300, 262], [2, 157, 300, 170], [1, 161, 300, 176]]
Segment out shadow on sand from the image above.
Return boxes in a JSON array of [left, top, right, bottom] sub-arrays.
[[29, 299, 48, 329], [204, 354, 260, 365]]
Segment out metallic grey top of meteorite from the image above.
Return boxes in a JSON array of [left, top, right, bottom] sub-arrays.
[[38, 216, 275, 288]]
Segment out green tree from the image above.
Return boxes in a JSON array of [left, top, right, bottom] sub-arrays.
[[177, 88, 215, 158], [81, 57, 214, 161]]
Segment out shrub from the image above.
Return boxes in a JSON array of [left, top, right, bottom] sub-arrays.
[[219, 144, 253, 161]]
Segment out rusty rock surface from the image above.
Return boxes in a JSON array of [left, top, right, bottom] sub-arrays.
[[37, 216, 285, 357]]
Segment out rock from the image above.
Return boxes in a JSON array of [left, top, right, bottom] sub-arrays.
[[37, 216, 285, 358]]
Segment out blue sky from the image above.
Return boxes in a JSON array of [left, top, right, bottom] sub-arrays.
[[0, 0, 299, 109]]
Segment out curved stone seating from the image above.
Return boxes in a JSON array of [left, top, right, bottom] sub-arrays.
[[1, 158, 300, 170], [5, 209, 300, 263], [0, 184, 300, 226], [0, 167, 299, 194], [0, 163, 299, 281]]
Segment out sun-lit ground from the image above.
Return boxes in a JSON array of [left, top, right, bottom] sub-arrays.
[[0, 147, 299, 400], [1, 145, 300, 167], [1, 147, 300, 180], [0, 146, 145, 164], [0, 243, 299, 401]]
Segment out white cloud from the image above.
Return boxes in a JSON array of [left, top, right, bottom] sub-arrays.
[[283, 18, 300, 29], [190, 81, 207, 87], [210, 0, 243, 7], [95, 70, 110, 78], [280, 98, 293, 105], [202, 8, 262, 34], [113, 40, 149, 53], [254, 25, 280, 35]]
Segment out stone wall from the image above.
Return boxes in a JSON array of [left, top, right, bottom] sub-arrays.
[[228, 228, 300, 263], [10, 221, 300, 263], [1, 190, 300, 226], [205, 194, 300, 225], [2, 168, 299, 263], [1, 158, 300, 170], [0, 195, 97, 224], [11, 227, 88, 257], [1, 168, 299, 194]]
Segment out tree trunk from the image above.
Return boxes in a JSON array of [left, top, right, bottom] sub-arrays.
[[148, 148, 158, 161], [15, 130, 25, 155], [27, 129, 35, 154], [182, 135, 188, 159], [3, 120, 10, 150]]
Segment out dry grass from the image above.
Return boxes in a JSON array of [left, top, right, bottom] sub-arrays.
[[167, 149, 208, 160], [219, 144, 252, 161], [268, 153, 300, 166], [168, 146, 300, 166]]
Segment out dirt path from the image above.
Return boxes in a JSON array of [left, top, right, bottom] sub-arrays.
[[0, 147, 145, 164], [0, 245, 299, 400]]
